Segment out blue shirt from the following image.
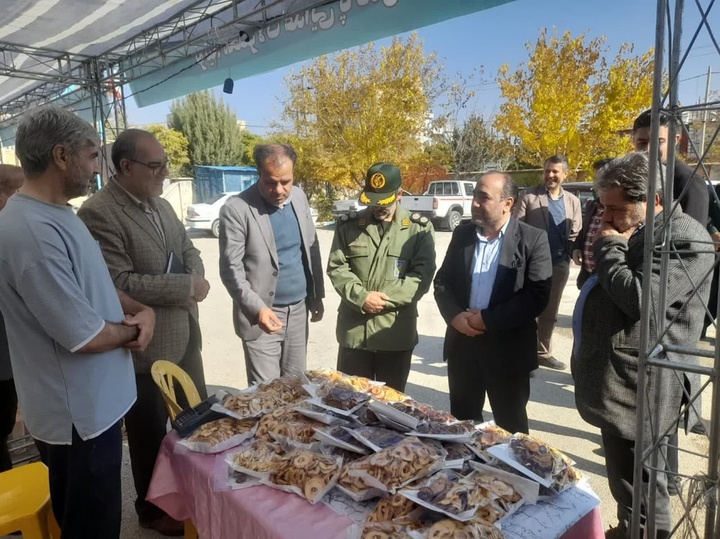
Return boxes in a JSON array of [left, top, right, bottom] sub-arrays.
[[469, 219, 509, 310], [547, 192, 568, 264], [0, 195, 136, 444]]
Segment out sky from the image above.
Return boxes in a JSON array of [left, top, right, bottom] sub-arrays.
[[125, 0, 720, 135]]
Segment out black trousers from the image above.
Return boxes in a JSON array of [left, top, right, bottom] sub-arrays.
[[35, 421, 123, 539], [446, 336, 531, 434], [337, 347, 413, 392], [0, 378, 17, 472], [601, 430, 671, 536], [125, 324, 207, 523]]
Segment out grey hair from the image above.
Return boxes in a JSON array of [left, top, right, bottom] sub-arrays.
[[15, 106, 99, 178], [594, 152, 664, 202], [253, 143, 297, 173]]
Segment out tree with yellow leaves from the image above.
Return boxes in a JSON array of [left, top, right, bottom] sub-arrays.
[[495, 29, 655, 172], [277, 33, 443, 189]]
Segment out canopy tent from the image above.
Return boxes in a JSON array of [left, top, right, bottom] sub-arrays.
[[0, 0, 514, 147]]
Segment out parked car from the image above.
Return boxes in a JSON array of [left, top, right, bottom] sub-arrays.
[[402, 179, 476, 231], [185, 192, 239, 237], [186, 192, 319, 237], [332, 190, 413, 220], [561, 182, 596, 214]]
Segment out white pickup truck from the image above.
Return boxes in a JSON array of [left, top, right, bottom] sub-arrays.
[[401, 179, 476, 231]]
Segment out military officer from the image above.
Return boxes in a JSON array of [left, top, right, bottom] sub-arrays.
[[327, 163, 436, 391]]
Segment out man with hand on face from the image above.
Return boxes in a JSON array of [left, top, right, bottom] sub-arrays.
[[632, 109, 708, 226], [434, 172, 552, 433], [514, 155, 582, 371], [572, 153, 712, 539], [0, 107, 155, 538], [327, 163, 436, 391], [78, 128, 208, 536], [220, 143, 324, 384]]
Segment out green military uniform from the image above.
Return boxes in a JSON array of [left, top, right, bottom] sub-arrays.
[[327, 204, 436, 389]]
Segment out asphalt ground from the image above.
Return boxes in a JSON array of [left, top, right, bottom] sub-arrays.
[[7, 224, 711, 538]]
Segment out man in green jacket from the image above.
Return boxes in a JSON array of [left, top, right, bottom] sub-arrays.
[[327, 163, 436, 391]]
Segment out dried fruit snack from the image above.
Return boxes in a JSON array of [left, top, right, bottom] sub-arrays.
[[266, 449, 342, 503]]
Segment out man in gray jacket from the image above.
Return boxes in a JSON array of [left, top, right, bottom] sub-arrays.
[[219, 143, 324, 384], [572, 152, 713, 539]]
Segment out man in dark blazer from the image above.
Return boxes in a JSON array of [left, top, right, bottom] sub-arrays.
[[434, 172, 552, 434], [572, 153, 712, 538], [79, 129, 209, 536], [632, 109, 708, 226], [219, 143, 324, 385]]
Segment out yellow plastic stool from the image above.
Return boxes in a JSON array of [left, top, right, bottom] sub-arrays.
[[0, 461, 60, 538]]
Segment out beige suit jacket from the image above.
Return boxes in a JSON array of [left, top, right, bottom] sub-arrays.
[[78, 180, 204, 372], [513, 185, 582, 261]]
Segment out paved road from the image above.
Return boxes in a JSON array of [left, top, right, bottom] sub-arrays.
[[111, 225, 710, 537]]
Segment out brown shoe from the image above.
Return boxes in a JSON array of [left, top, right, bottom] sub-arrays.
[[139, 514, 185, 537]]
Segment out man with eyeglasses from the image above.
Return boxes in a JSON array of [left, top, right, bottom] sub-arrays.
[[78, 128, 209, 536]]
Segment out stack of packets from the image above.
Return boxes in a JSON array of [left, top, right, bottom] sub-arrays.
[[174, 369, 585, 538]]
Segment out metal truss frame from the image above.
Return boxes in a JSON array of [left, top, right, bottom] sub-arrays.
[[632, 1, 720, 538], [0, 0, 332, 130]]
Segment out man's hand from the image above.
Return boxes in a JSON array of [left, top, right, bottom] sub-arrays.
[[596, 221, 639, 241], [258, 307, 283, 334], [450, 311, 483, 337], [310, 298, 324, 322], [191, 270, 210, 302], [467, 310, 486, 332], [712, 232, 720, 251], [363, 291, 389, 314], [572, 249, 583, 266], [122, 306, 156, 351]]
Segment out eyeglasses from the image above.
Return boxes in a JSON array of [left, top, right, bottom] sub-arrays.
[[125, 158, 170, 175]]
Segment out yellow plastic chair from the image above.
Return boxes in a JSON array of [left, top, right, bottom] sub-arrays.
[[150, 360, 202, 539], [150, 360, 202, 420], [0, 461, 61, 538]]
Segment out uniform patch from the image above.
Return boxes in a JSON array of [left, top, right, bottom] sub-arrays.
[[358, 218, 367, 227], [394, 258, 408, 278], [420, 216, 429, 224], [401, 218, 411, 227]]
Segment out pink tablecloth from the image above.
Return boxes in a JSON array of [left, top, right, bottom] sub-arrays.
[[147, 432, 604, 539]]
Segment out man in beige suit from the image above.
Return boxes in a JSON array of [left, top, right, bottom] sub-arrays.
[[78, 129, 209, 536], [514, 155, 581, 370]]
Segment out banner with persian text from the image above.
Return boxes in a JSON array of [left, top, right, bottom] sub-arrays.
[[128, 0, 514, 108]]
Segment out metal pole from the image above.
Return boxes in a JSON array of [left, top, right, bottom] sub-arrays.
[[631, 1, 667, 537], [700, 66, 712, 157]]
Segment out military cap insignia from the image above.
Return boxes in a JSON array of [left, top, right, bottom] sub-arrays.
[[359, 192, 371, 204], [370, 172, 386, 189]]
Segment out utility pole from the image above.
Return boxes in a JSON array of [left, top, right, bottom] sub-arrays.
[[700, 65, 712, 156]]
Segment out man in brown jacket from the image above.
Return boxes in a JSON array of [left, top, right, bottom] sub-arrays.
[[514, 155, 582, 370], [78, 129, 210, 536]]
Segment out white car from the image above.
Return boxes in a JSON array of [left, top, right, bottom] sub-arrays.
[[185, 192, 238, 237], [186, 192, 320, 237]]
